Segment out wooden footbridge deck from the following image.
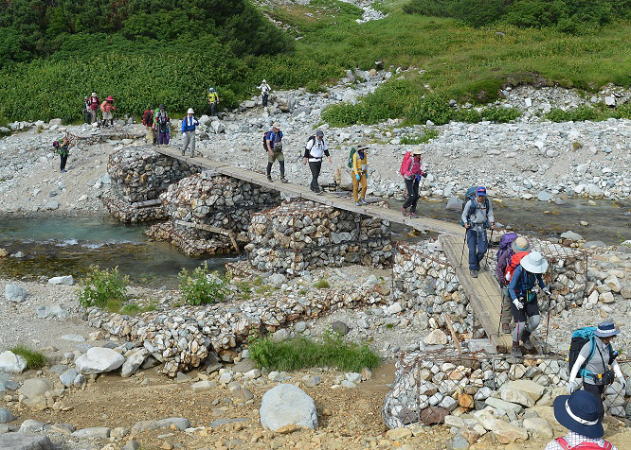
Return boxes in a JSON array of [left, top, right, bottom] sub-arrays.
[[155, 147, 512, 350]]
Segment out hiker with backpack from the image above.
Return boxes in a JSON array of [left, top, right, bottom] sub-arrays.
[[258, 80, 271, 107], [351, 146, 368, 206], [265, 123, 287, 183], [87, 92, 99, 124], [82, 97, 91, 124], [142, 106, 155, 145], [207, 87, 220, 116], [567, 320, 625, 411], [181, 108, 200, 157], [100, 96, 116, 127], [52, 136, 72, 173], [461, 186, 495, 278], [544, 390, 617, 450], [508, 251, 551, 356], [303, 130, 331, 193], [399, 150, 427, 218], [496, 235, 531, 334], [154, 105, 171, 145]]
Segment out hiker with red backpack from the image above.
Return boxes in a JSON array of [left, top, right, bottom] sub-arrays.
[[142, 106, 155, 145], [508, 251, 551, 357], [87, 92, 99, 123], [461, 186, 495, 278], [545, 390, 617, 450], [496, 234, 531, 334], [567, 320, 625, 412], [400, 150, 427, 218]]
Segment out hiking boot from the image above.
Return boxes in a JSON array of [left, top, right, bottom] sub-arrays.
[[408, 211, 418, 218], [522, 338, 537, 354], [360, 199, 367, 205], [355, 201, 362, 206], [501, 322, 512, 335], [280, 177, 288, 183], [401, 207, 408, 217], [510, 342, 522, 361], [181, 151, 186, 156], [266, 176, 273, 182], [470, 269, 478, 278]]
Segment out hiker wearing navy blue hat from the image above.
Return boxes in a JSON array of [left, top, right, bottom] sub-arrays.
[[544, 390, 617, 449], [508, 251, 551, 357], [461, 186, 495, 278], [567, 320, 625, 412]]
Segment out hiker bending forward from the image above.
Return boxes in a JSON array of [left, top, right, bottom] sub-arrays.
[[461, 186, 494, 278], [568, 320, 625, 411], [508, 251, 551, 356], [352, 146, 368, 206]]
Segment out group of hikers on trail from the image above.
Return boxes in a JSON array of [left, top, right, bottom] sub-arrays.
[[142, 104, 172, 146], [83, 93, 116, 127]]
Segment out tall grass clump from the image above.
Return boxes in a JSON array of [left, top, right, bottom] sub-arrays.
[[248, 331, 380, 372], [178, 263, 229, 306], [10, 346, 47, 369], [79, 266, 128, 310]]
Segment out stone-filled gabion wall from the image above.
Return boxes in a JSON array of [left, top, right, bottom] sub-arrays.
[[87, 287, 392, 377], [246, 200, 393, 275], [101, 194, 167, 224], [108, 148, 200, 203], [145, 221, 234, 258], [383, 351, 630, 429], [160, 171, 281, 233], [392, 241, 479, 335]]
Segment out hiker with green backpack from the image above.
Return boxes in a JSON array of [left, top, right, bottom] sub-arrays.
[[461, 186, 495, 278], [567, 320, 625, 412]]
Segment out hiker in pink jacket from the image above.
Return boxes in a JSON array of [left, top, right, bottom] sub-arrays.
[[400, 150, 427, 217]]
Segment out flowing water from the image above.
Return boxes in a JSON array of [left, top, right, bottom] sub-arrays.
[[0, 216, 240, 288]]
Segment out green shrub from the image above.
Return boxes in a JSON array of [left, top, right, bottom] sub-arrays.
[[400, 128, 439, 144], [79, 266, 128, 309], [481, 106, 521, 122], [10, 346, 47, 369], [543, 103, 631, 122], [313, 278, 331, 289], [178, 263, 228, 306], [119, 302, 158, 316], [248, 332, 380, 372], [408, 94, 453, 124]]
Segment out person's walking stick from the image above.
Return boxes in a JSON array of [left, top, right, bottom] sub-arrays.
[[484, 228, 495, 268], [544, 292, 552, 355], [459, 229, 467, 267]]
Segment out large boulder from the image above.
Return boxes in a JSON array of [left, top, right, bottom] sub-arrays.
[[75, 347, 125, 374], [0, 408, 16, 424], [47, 275, 74, 286], [0, 433, 54, 450], [499, 380, 545, 407], [0, 351, 27, 374], [121, 348, 148, 378], [259, 384, 318, 431], [19, 379, 53, 399], [4, 284, 27, 302]]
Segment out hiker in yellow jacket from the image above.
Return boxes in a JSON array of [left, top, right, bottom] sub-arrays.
[[207, 87, 220, 116], [352, 146, 368, 206]]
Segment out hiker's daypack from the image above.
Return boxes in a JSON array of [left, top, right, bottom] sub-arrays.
[[263, 130, 282, 151], [347, 147, 357, 169], [262, 131, 271, 151], [495, 232, 517, 284], [305, 135, 315, 150], [505, 251, 530, 283], [142, 110, 153, 126], [568, 327, 598, 376], [555, 437, 613, 450], [399, 151, 412, 176], [459, 186, 490, 226]]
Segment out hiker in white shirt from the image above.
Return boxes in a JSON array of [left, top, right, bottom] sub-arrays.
[[303, 130, 331, 194]]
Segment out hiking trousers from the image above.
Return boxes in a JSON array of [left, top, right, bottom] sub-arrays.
[[353, 173, 367, 202], [262, 93, 269, 107], [146, 126, 156, 145], [309, 160, 322, 192], [402, 177, 420, 213], [158, 131, 170, 145], [511, 298, 540, 343], [466, 227, 488, 271], [182, 131, 196, 155], [59, 155, 68, 171], [583, 382, 605, 415]]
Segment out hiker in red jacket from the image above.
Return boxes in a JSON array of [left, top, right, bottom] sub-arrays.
[[142, 106, 155, 145], [100, 96, 116, 127], [87, 92, 99, 124]]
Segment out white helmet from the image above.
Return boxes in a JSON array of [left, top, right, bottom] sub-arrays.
[[187, 108, 194, 114], [262, 79, 267, 83]]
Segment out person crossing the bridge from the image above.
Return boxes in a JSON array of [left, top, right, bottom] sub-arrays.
[[207, 87, 220, 116], [508, 251, 551, 357], [303, 129, 331, 194], [100, 96, 116, 127], [567, 320, 625, 413], [265, 122, 287, 183], [352, 146, 368, 206], [461, 186, 495, 278], [399, 149, 427, 218], [154, 105, 171, 145], [181, 108, 200, 157]]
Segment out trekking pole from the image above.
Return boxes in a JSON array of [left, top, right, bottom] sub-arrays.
[[544, 292, 552, 355], [458, 229, 467, 267], [484, 227, 495, 269]]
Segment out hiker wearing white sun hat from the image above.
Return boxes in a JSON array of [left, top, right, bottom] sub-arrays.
[[508, 251, 551, 356], [181, 108, 200, 157]]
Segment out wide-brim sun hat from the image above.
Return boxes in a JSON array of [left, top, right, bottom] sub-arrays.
[[594, 319, 620, 338], [520, 251, 548, 274], [272, 122, 281, 128], [511, 237, 531, 252], [412, 150, 422, 156], [553, 391, 604, 439], [106, 96, 114, 101], [187, 108, 194, 114]]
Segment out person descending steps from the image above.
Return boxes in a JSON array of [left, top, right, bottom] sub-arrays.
[[461, 186, 495, 278], [567, 320, 625, 413], [508, 251, 552, 357], [207, 87, 220, 116], [303, 129, 331, 194], [258, 79, 271, 107]]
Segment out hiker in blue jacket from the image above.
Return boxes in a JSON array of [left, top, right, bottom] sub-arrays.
[[508, 251, 551, 357], [181, 108, 199, 157], [461, 186, 495, 278], [567, 320, 625, 412]]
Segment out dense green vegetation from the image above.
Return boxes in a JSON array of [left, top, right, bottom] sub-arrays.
[[178, 263, 228, 306], [78, 265, 129, 310], [248, 331, 380, 372], [0, 0, 629, 124]]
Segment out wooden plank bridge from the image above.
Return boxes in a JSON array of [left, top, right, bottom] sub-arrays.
[[155, 147, 512, 350]]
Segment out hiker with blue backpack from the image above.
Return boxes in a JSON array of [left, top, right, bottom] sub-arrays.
[[461, 186, 495, 278], [181, 108, 199, 157], [264, 122, 287, 183], [508, 251, 551, 357], [567, 320, 625, 412]]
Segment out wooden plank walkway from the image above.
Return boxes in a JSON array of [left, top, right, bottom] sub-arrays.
[[155, 147, 511, 350], [440, 234, 513, 351], [155, 147, 463, 236]]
